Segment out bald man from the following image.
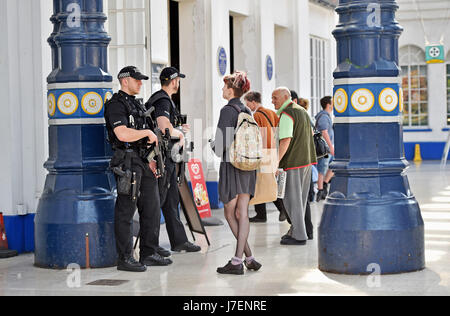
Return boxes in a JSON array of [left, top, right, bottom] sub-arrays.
[[272, 88, 317, 245]]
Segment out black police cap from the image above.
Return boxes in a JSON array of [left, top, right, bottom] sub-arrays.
[[118, 66, 149, 81], [160, 67, 186, 82]]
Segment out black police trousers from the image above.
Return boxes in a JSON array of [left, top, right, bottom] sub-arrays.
[[114, 160, 160, 260], [158, 159, 188, 249]]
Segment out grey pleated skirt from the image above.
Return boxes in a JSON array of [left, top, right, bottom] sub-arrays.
[[218, 161, 256, 205]]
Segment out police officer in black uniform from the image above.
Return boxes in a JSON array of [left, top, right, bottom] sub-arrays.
[[104, 66, 172, 272], [146, 67, 201, 254]]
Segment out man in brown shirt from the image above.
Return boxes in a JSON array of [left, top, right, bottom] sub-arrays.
[[244, 91, 288, 223]]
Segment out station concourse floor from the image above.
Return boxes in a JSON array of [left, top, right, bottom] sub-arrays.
[[0, 161, 449, 296]]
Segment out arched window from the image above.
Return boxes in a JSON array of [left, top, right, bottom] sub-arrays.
[[447, 51, 450, 126], [400, 45, 428, 127]]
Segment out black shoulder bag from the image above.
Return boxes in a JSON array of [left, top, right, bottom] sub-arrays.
[[314, 113, 331, 159]]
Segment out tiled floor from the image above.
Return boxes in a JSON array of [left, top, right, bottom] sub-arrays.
[[0, 161, 449, 296]]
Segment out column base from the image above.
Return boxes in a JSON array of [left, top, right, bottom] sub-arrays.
[[318, 195, 425, 275], [35, 183, 117, 269]]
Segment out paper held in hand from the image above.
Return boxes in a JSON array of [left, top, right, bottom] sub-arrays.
[[277, 169, 287, 199]]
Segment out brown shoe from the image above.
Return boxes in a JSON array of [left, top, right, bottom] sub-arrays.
[[217, 261, 244, 275], [244, 259, 262, 271]]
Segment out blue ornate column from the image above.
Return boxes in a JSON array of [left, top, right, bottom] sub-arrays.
[[318, 0, 425, 274], [35, 0, 116, 269]]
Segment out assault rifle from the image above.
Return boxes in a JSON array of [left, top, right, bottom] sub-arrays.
[[142, 107, 167, 179], [168, 126, 194, 185]]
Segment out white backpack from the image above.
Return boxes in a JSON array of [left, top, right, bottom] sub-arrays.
[[228, 104, 263, 171]]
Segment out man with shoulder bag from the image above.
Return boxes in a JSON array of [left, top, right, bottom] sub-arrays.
[[244, 91, 288, 223], [272, 87, 317, 246], [315, 96, 335, 202]]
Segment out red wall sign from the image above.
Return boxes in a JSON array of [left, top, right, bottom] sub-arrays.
[[187, 159, 212, 219]]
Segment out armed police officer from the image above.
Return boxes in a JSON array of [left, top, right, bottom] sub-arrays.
[[104, 66, 172, 272], [145, 67, 201, 255]]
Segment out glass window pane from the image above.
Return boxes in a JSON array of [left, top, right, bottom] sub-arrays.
[[411, 116, 419, 126], [448, 64, 450, 125], [411, 103, 419, 114], [411, 90, 420, 102], [403, 115, 410, 126], [401, 66, 408, 76], [419, 77, 427, 89], [420, 90, 428, 102], [403, 90, 409, 102], [419, 65, 427, 76], [402, 76, 409, 88], [420, 102, 428, 113], [410, 77, 419, 89], [419, 115, 428, 126], [411, 66, 419, 77]]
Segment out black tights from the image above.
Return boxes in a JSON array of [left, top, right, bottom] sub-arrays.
[[224, 194, 252, 259]]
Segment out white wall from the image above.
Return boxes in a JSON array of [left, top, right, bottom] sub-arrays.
[[0, 0, 51, 216], [151, 0, 169, 65], [176, 0, 337, 181], [309, 2, 337, 98], [0, 0, 339, 209], [178, 0, 215, 175]]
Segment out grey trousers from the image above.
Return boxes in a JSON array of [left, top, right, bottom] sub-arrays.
[[283, 166, 312, 241]]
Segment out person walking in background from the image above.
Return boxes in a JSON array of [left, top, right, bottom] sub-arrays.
[[244, 91, 288, 223], [290, 91, 315, 128], [210, 71, 262, 275], [291, 90, 315, 240], [315, 96, 335, 202], [272, 87, 317, 245]]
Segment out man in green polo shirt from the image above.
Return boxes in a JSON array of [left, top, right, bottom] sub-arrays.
[[272, 87, 317, 245]]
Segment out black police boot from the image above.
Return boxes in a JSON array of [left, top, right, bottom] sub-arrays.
[[117, 256, 147, 272], [172, 241, 201, 253], [156, 247, 171, 258], [140, 253, 173, 266]]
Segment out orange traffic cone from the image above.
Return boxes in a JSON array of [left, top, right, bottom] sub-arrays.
[[0, 213, 18, 259]]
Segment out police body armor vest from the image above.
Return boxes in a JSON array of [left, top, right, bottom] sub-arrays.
[[146, 90, 181, 127], [105, 92, 149, 150]]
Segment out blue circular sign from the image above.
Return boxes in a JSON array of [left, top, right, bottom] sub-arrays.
[[266, 55, 273, 81], [218, 47, 227, 76]]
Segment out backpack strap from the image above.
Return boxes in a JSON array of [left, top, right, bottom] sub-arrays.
[[315, 112, 327, 130], [228, 103, 242, 114], [256, 109, 274, 128]]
